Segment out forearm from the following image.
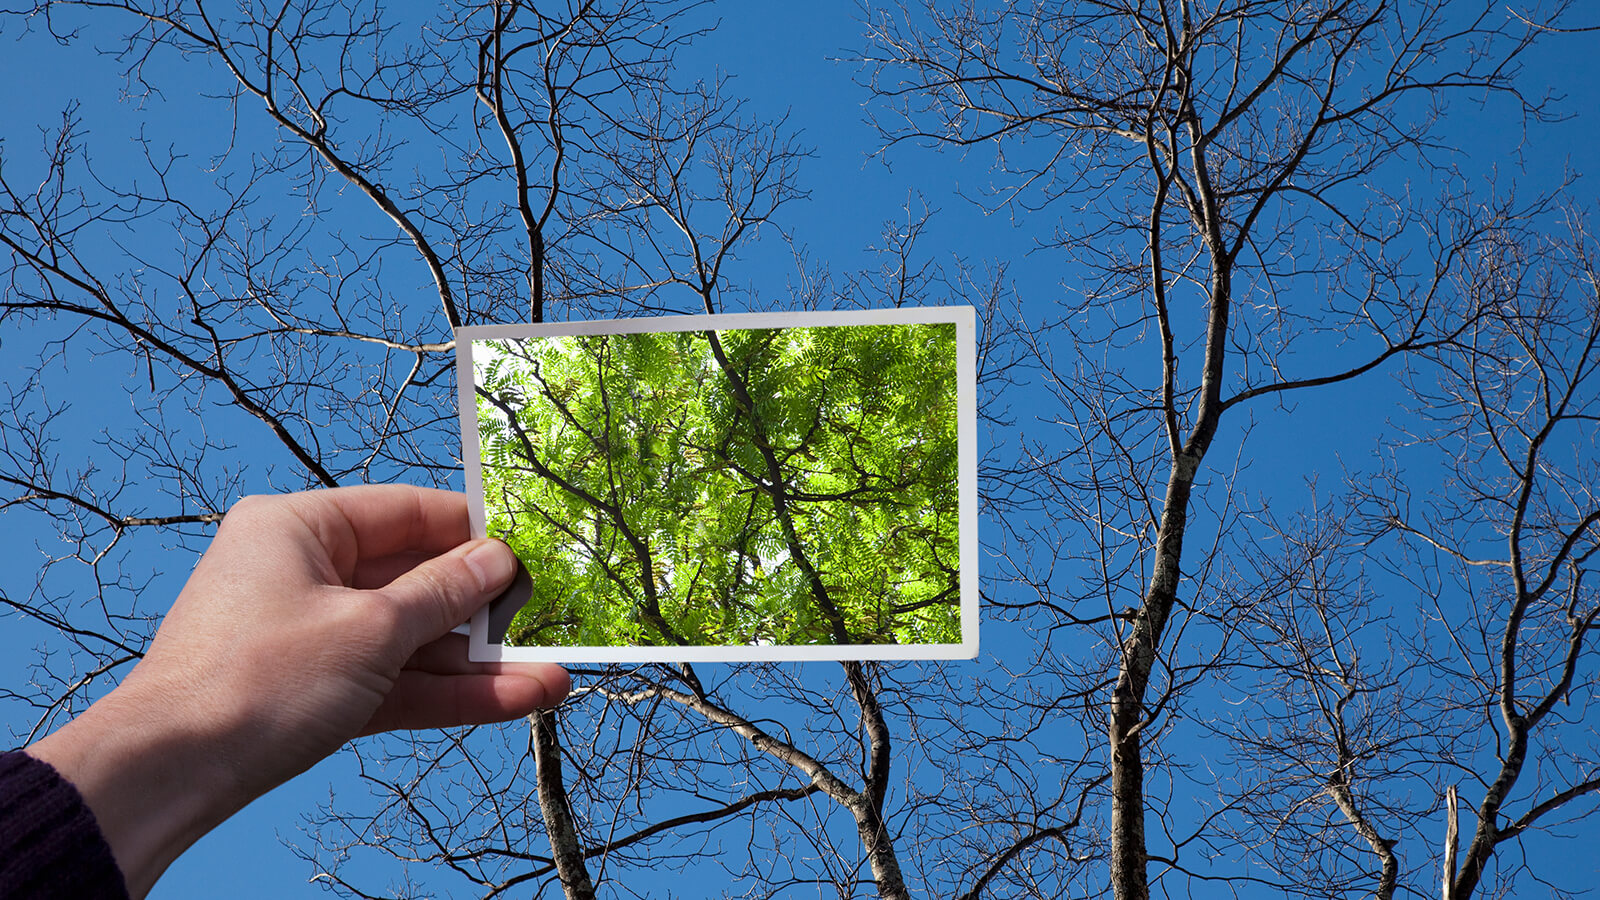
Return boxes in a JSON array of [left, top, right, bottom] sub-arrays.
[[17, 487, 567, 897], [27, 685, 245, 900]]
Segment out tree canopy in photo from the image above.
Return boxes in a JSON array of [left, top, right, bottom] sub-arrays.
[[474, 321, 960, 648]]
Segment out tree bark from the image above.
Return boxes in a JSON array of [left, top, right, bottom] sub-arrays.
[[1107, 452, 1200, 900], [846, 662, 909, 899], [1443, 785, 1459, 900], [532, 709, 596, 900]]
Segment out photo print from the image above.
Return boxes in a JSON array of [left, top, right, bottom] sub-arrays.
[[459, 306, 976, 662]]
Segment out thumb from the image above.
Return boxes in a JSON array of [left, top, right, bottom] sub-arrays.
[[378, 539, 520, 650]]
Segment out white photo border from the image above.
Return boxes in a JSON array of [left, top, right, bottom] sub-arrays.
[[459, 306, 977, 663]]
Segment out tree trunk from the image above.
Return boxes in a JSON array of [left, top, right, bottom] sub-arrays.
[[846, 662, 909, 900], [1443, 785, 1459, 900], [1107, 452, 1200, 900], [533, 709, 596, 900]]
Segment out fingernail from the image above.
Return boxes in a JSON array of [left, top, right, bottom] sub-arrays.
[[463, 540, 518, 593]]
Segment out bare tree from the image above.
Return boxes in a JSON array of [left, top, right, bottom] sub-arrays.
[[0, 2, 948, 898], [5, 1, 1598, 899], [1204, 495, 1427, 900], [1364, 209, 1600, 900], [1198, 203, 1600, 900], [862, 2, 1578, 898]]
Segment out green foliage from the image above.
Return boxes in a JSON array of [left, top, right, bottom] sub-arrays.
[[476, 322, 961, 648]]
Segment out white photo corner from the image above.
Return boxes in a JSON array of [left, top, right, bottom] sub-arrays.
[[456, 306, 977, 663]]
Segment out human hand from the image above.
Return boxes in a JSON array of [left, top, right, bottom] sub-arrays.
[[27, 485, 569, 898]]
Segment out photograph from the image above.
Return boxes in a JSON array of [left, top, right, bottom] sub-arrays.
[[459, 307, 976, 662]]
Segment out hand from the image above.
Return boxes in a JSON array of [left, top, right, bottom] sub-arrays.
[[27, 485, 569, 898]]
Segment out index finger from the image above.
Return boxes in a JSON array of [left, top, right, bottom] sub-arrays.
[[286, 485, 474, 572]]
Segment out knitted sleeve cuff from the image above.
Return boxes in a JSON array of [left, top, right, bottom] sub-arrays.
[[0, 749, 131, 900]]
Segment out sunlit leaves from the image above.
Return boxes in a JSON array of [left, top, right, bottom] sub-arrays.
[[476, 322, 961, 647]]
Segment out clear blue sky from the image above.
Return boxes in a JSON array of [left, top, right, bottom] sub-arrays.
[[4, 3, 1600, 897]]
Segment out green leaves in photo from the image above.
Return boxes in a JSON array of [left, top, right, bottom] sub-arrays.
[[475, 322, 960, 648]]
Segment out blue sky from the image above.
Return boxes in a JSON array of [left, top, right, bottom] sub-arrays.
[[4, 2, 1600, 898]]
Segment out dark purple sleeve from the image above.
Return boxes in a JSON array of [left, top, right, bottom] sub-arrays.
[[0, 750, 131, 900]]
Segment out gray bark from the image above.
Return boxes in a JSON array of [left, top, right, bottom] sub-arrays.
[[533, 709, 597, 900]]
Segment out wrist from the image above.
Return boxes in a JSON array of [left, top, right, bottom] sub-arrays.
[[26, 684, 246, 899]]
